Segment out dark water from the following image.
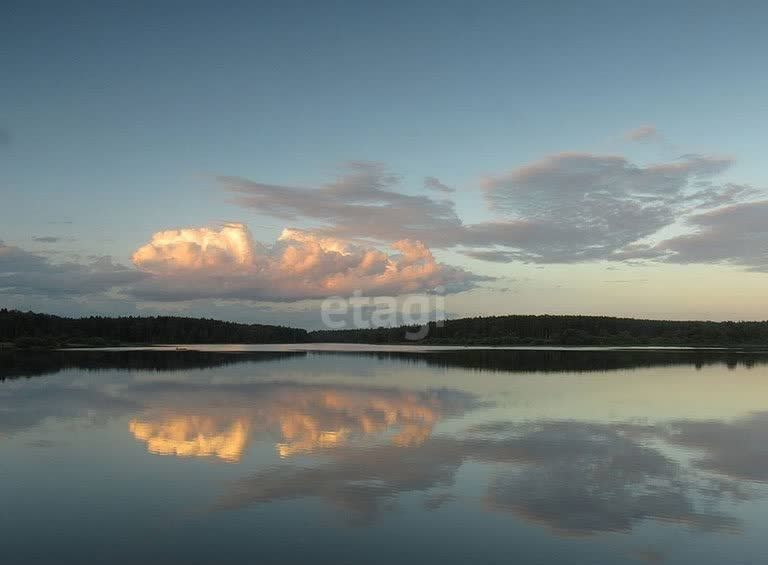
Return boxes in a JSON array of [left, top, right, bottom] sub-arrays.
[[2, 346, 768, 564]]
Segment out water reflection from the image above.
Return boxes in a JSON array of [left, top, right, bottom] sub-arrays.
[[218, 419, 750, 533], [315, 348, 768, 373], [477, 421, 742, 535], [664, 412, 768, 482], [4, 346, 768, 381], [0, 378, 137, 437], [129, 416, 250, 462], [127, 383, 478, 461], [0, 349, 304, 380], [3, 347, 768, 561]]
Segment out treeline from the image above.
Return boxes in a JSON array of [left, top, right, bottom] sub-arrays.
[[309, 314, 768, 346], [3, 309, 768, 348], [0, 309, 308, 347]]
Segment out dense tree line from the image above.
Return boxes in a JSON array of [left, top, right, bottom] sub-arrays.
[[3, 309, 768, 348], [309, 314, 768, 346], [0, 309, 308, 347]]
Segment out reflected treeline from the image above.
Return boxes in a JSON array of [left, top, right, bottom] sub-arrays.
[[4, 347, 768, 381], [0, 349, 306, 380], [309, 348, 768, 373]]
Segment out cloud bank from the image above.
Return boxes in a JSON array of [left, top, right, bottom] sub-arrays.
[[224, 155, 755, 265], [0, 241, 144, 297], [3, 134, 767, 308], [130, 223, 484, 301], [655, 200, 768, 270]]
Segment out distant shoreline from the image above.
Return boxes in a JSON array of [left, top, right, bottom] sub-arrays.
[[3, 308, 768, 350], [6, 340, 768, 352]]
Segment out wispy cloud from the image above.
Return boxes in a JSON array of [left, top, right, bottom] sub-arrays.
[[477, 152, 737, 262], [423, 176, 455, 193], [654, 200, 768, 270], [222, 161, 464, 245], [625, 124, 661, 142], [224, 152, 753, 266]]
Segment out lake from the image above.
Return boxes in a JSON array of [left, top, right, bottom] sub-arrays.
[[2, 345, 768, 564]]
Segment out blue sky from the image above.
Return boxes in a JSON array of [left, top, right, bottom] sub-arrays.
[[2, 0, 768, 325]]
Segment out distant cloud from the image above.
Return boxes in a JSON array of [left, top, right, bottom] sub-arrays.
[[1, 220, 489, 303], [130, 223, 486, 301], [625, 124, 661, 142], [222, 161, 464, 244], [424, 176, 455, 193], [479, 152, 736, 262], [462, 249, 520, 263], [5, 139, 767, 307], [654, 200, 768, 270], [0, 241, 144, 297], [225, 154, 753, 266]]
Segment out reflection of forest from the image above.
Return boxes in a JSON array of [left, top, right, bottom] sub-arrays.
[[0, 349, 305, 380], [3, 347, 768, 381], [318, 349, 768, 373]]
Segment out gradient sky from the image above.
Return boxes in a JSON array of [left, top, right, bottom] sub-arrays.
[[2, 0, 768, 326]]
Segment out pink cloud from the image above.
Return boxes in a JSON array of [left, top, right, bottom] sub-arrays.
[[130, 223, 484, 301]]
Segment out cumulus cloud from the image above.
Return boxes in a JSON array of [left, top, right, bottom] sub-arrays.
[[0, 220, 487, 304], [130, 223, 484, 301], [0, 241, 145, 297], [130, 223, 257, 273]]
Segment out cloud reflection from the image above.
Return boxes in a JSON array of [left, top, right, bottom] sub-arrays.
[[218, 419, 748, 534], [664, 411, 768, 483], [127, 382, 478, 462], [129, 416, 250, 462]]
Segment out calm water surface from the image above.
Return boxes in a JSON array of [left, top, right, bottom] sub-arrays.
[[2, 346, 768, 564]]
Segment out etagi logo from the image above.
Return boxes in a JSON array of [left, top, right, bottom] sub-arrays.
[[320, 288, 446, 340]]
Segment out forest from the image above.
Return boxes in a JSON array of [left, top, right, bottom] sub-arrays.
[[2, 308, 768, 348], [0, 309, 307, 347], [311, 315, 768, 346]]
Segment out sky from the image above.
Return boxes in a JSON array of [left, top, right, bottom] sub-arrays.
[[2, 0, 768, 327]]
